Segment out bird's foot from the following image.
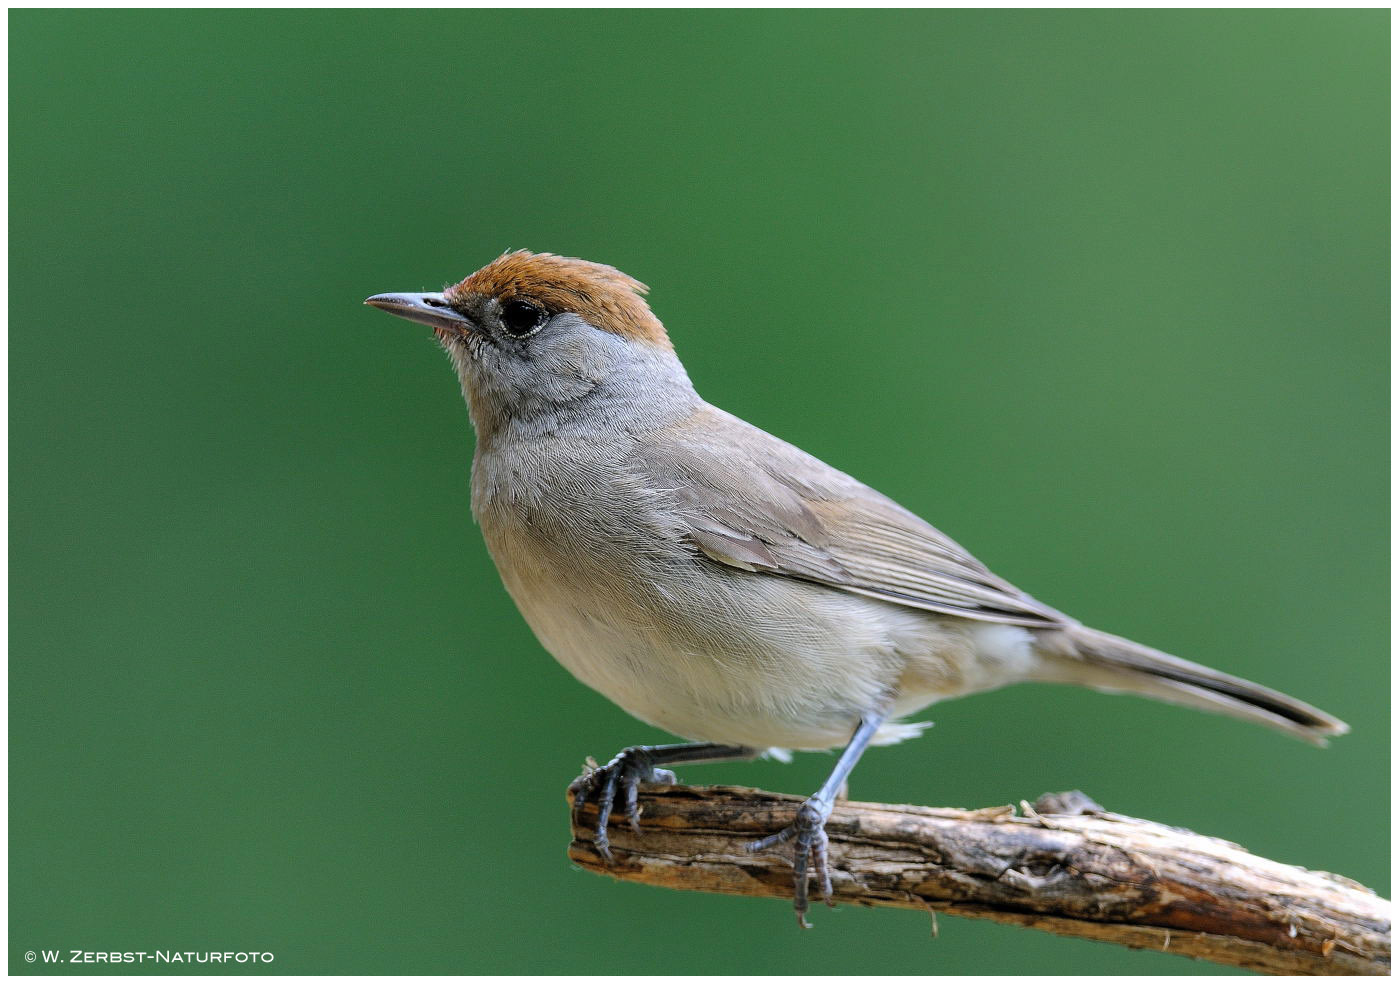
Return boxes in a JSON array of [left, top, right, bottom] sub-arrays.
[[568, 747, 677, 862], [746, 796, 836, 928]]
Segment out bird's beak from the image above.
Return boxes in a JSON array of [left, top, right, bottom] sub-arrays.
[[364, 292, 475, 336]]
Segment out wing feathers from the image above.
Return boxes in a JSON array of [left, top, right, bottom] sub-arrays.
[[643, 406, 1067, 629]]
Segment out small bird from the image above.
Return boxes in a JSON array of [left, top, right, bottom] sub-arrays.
[[366, 251, 1347, 926]]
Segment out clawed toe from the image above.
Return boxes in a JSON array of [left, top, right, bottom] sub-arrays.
[[570, 747, 672, 861], [746, 799, 836, 928]]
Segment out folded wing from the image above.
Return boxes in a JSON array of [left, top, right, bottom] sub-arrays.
[[641, 406, 1068, 629]]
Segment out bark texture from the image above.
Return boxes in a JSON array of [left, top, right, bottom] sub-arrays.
[[568, 784, 1388, 975]]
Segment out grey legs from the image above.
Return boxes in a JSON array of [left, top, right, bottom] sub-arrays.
[[571, 742, 758, 860], [572, 714, 888, 927], [747, 712, 889, 926]]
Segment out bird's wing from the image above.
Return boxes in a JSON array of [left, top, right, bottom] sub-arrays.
[[639, 405, 1069, 629]]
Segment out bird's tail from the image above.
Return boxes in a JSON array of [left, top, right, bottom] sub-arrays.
[[1031, 626, 1349, 746]]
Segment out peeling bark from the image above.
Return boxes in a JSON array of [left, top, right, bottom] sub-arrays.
[[568, 784, 1389, 975]]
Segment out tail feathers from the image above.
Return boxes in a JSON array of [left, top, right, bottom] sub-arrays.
[[1034, 626, 1349, 746]]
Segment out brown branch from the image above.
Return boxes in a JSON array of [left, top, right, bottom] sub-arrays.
[[568, 784, 1389, 975]]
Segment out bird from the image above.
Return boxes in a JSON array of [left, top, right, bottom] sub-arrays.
[[365, 250, 1347, 926]]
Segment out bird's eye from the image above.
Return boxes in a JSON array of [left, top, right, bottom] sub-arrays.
[[500, 299, 547, 337]]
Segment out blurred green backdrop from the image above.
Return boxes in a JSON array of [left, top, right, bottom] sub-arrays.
[[10, 9, 1388, 976]]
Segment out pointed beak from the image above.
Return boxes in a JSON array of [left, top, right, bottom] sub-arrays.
[[364, 292, 475, 336]]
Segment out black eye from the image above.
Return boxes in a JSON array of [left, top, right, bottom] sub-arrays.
[[500, 299, 547, 337]]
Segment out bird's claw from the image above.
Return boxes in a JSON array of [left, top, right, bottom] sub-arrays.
[[746, 798, 836, 928], [569, 747, 676, 862]]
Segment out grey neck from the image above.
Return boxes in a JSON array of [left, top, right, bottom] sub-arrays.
[[455, 334, 702, 452]]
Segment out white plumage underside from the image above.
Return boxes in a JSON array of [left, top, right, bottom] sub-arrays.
[[490, 515, 1037, 750]]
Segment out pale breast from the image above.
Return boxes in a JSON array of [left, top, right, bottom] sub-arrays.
[[470, 440, 1018, 750]]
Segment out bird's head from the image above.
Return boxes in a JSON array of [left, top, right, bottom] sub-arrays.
[[366, 250, 691, 438]]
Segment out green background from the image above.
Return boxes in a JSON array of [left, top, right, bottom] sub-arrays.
[[10, 9, 1388, 976]]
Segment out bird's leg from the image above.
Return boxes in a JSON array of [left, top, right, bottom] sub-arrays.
[[570, 742, 758, 862], [747, 712, 888, 928]]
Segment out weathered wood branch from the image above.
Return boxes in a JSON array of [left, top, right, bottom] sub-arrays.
[[568, 784, 1389, 975]]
